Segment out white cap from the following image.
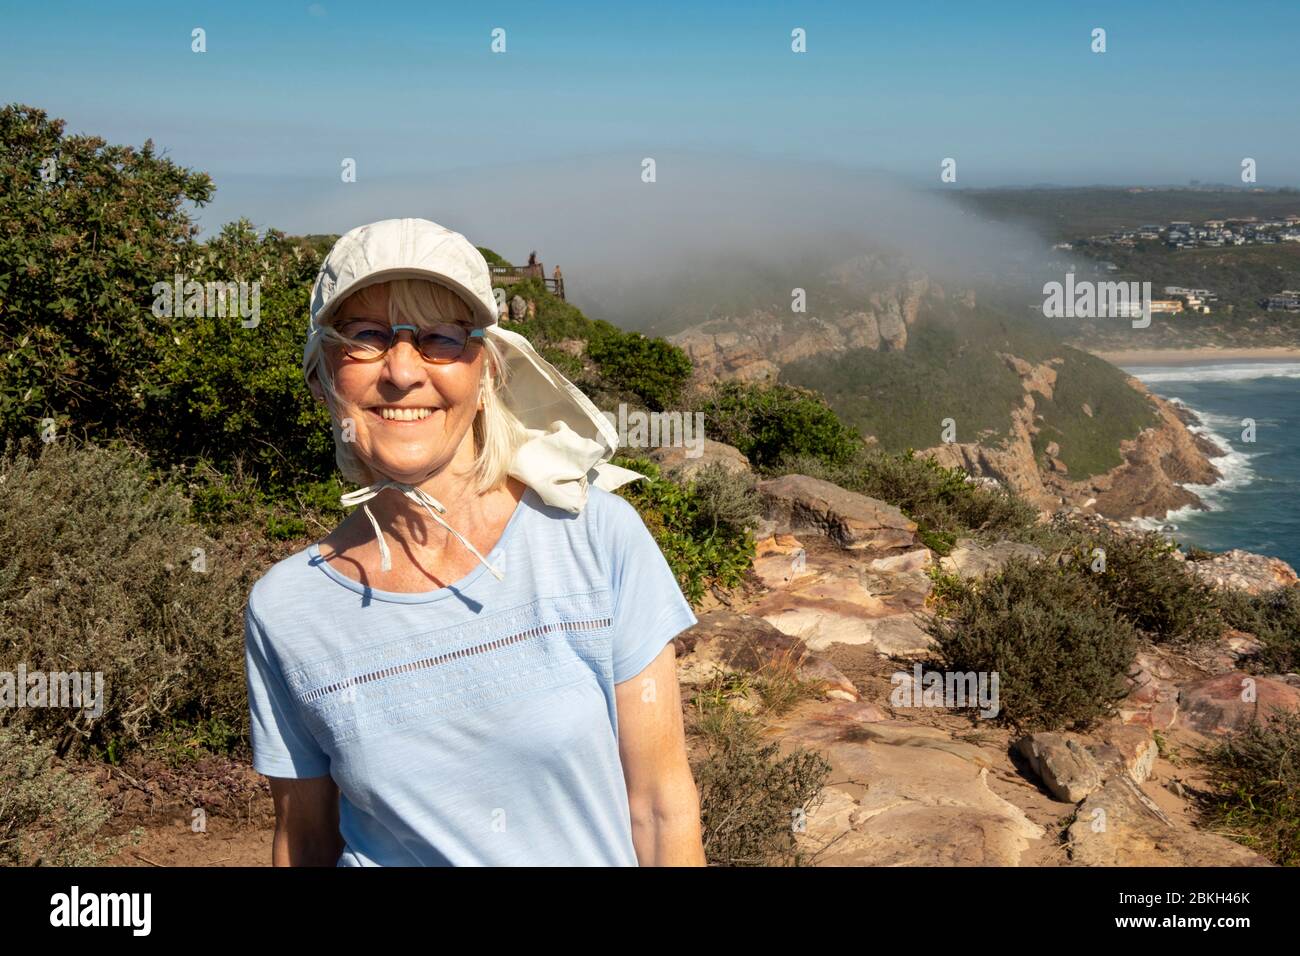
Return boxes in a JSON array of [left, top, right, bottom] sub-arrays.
[[303, 218, 645, 580]]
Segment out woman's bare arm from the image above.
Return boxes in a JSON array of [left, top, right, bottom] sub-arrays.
[[615, 642, 707, 866], [267, 775, 345, 866]]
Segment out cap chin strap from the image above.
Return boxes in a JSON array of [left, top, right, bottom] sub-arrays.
[[338, 474, 504, 581]]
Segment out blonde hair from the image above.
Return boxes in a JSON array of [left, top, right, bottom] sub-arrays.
[[305, 278, 527, 492]]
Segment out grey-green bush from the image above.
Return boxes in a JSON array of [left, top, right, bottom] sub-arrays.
[[924, 556, 1139, 732], [0, 725, 119, 865], [0, 436, 255, 757]]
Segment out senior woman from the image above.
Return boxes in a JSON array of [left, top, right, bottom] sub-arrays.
[[243, 218, 705, 866]]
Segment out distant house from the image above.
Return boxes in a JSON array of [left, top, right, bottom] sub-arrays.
[[1262, 291, 1300, 311]]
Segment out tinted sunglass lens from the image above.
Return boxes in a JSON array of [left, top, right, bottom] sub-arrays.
[[420, 325, 469, 361]]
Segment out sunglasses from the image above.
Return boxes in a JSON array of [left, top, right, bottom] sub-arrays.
[[331, 320, 485, 364]]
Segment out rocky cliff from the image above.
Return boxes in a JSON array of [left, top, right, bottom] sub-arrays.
[[925, 356, 1223, 519], [669, 275, 1223, 522]]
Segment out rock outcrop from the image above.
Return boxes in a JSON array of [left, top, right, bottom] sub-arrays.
[[923, 365, 1222, 520], [669, 279, 932, 386], [669, 468, 1291, 867], [756, 474, 917, 551], [1186, 550, 1300, 594]]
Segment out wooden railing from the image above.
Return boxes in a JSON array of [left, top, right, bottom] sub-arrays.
[[487, 262, 565, 300]]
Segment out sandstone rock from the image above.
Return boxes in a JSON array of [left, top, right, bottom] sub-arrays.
[[751, 570, 892, 651], [939, 539, 1044, 580], [1015, 733, 1105, 803], [770, 712, 1044, 865], [1067, 775, 1271, 866], [867, 548, 932, 574], [673, 610, 857, 700], [1089, 724, 1158, 784], [856, 613, 936, 658], [648, 438, 751, 481], [1176, 672, 1300, 736], [751, 533, 815, 589], [757, 474, 916, 551], [1186, 550, 1299, 594]]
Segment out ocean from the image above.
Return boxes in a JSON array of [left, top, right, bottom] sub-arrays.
[[1121, 361, 1300, 570]]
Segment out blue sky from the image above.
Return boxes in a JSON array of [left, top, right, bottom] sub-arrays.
[[4, 1, 1298, 237]]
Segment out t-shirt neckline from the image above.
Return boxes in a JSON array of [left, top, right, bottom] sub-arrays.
[[307, 484, 536, 604]]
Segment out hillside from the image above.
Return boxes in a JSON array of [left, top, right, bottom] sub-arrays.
[[664, 258, 1222, 519]]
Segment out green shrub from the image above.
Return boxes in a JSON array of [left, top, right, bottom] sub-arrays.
[[0, 436, 255, 757], [613, 456, 755, 605], [924, 556, 1139, 732], [1197, 707, 1300, 866], [135, 218, 336, 497], [0, 725, 121, 866], [699, 380, 863, 472], [0, 104, 214, 444], [586, 327, 692, 411], [1069, 528, 1224, 645], [1218, 585, 1300, 674]]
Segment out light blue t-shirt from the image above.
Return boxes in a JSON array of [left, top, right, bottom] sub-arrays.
[[243, 484, 698, 866]]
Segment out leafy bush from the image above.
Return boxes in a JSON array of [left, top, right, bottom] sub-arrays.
[[0, 436, 255, 757], [613, 456, 755, 605], [924, 556, 1139, 732], [0, 725, 121, 865], [1218, 585, 1300, 674], [0, 104, 214, 444], [499, 277, 692, 410], [134, 218, 337, 496], [699, 380, 863, 472], [1068, 528, 1224, 645], [1197, 707, 1300, 866], [586, 326, 693, 411]]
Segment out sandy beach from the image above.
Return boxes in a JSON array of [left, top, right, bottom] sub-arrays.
[[1086, 346, 1300, 367]]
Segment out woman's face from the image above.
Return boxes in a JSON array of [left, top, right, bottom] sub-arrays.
[[315, 282, 483, 485]]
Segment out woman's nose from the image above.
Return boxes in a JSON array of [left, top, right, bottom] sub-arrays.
[[381, 335, 427, 387]]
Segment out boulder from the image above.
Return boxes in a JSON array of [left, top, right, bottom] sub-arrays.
[[674, 610, 858, 701], [770, 711, 1044, 866], [648, 438, 751, 482], [1089, 724, 1158, 785], [939, 539, 1044, 580], [1185, 550, 1299, 594], [1015, 733, 1105, 803], [1067, 775, 1271, 866], [1176, 672, 1300, 736], [756, 474, 916, 551]]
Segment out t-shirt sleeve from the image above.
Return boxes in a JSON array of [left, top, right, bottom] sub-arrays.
[[603, 493, 699, 684], [244, 601, 332, 778]]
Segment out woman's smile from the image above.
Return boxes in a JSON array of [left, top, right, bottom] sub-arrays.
[[366, 404, 442, 424]]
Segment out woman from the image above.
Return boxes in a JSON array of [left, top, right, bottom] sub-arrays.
[[243, 218, 705, 866]]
